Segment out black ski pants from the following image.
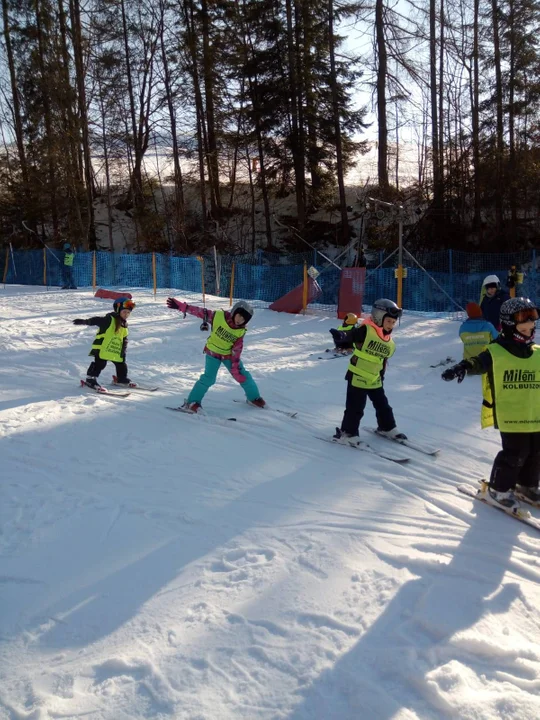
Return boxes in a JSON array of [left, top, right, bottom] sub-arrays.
[[87, 355, 128, 383], [490, 432, 540, 492], [341, 382, 396, 437]]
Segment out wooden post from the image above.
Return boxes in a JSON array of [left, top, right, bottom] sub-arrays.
[[2, 247, 9, 284], [229, 262, 235, 306], [43, 247, 47, 287], [197, 256, 206, 306], [152, 252, 157, 297], [92, 251, 97, 289]]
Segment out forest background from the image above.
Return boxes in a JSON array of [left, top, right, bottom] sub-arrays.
[[0, 0, 539, 258]]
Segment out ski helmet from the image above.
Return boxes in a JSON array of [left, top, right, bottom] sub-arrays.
[[344, 312, 358, 326], [482, 274, 500, 289], [500, 297, 538, 327], [63, 242, 71, 250], [113, 297, 136, 313], [371, 298, 402, 327], [231, 300, 254, 324]]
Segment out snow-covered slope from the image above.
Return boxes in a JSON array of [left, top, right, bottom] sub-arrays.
[[1, 286, 539, 720]]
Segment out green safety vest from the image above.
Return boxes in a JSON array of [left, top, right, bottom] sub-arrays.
[[90, 316, 128, 362], [481, 343, 540, 431], [460, 330, 493, 360], [206, 310, 246, 355], [347, 323, 395, 389], [64, 252, 74, 267]]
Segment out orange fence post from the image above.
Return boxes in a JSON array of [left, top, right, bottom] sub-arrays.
[[152, 252, 157, 297], [302, 262, 308, 313], [229, 262, 235, 306]]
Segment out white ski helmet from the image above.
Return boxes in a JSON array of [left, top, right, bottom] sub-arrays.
[[371, 298, 402, 327], [482, 274, 500, 288], [231, 300, 254, 324]]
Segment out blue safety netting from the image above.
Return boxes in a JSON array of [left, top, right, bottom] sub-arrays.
[[2, 248, 538, 313]]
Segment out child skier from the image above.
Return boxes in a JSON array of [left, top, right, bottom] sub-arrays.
[[442, 297, 540, 511], [331, 298, 407, 446], [166, 297, 265, 412], [329, 312, 359, 354], [73, 297, 135, 389], [61, 242, 77, 289], [459, 302, 498, 360], [479, 275, 509, 330]]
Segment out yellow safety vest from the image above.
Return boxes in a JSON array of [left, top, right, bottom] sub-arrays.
[[481, 343, 540, 431], [206, 310, 246, 355], [337, 324, 355, 332], [90, 316, 128, 362], [64, 252, 74, 267], [460, 330, 493, 360], [347, 323, 395, 389]]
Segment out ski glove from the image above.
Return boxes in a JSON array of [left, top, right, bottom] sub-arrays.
[[72, 319, 87, 325], [441, 360, 471, 383], [167, 297, 187, 313]]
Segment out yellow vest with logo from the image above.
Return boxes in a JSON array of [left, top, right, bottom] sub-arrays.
[[206, 310, 246, 355], [347, 323, 395, 389], [481, 343, 540, 431], [460, 330, 493, 360], [64, 252, 74, 267], [90, 316, 128, 362]]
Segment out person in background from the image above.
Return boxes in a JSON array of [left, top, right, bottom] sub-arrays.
[[459, 302, 498, 360], [329, 313, 359, 354], [61, 242, 77, 289], [506, 265, 524, 298], [479, 275, 509, 330]]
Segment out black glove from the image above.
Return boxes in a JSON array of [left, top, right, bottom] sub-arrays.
[[72, 319, 86, 325], [441, 361, 471, 383]]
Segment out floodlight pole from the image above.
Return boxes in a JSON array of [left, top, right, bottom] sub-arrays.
[[367, 197, 405, 307]]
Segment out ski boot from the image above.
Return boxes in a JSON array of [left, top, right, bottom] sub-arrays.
[[486, 486, 521, 512], [248, 397, 266, 408], [515, 485, 540, 506], [332, 427, 361, 448], [377, 427, 408, 440], [181, 401, 202, 414]]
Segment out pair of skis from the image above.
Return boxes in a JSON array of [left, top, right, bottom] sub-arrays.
[[317, 428, 440, 464], [458, 481, 540, 531], [80, 377, 159, 398], [166, 399, 297, 421]]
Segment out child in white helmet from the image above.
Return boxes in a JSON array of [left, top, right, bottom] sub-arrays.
[[329, 312, 359, 354], [480, 275, 510, 330], [331, 298, 407, 446], [167, 297, 265, 412]]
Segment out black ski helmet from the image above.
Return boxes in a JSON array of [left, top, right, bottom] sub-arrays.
[[500, 297, 538, 328], [371, 298, 402, 327], [231, 300, 254, 324]]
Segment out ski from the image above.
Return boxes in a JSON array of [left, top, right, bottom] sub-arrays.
[[475, 480, 540, 509], [233, 399, 298, 418], [112, 376, 159, 392], [80, 380, 130, 397], [458, 482, 540, 531], [307, 350, 351, 361], [315, 435, 410, 464], [429, 357, 455, 368], [364, 427, 440, 456], [165, 406, 237, 422]]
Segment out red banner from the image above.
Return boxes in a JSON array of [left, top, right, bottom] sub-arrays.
[[337, 267, 366, 319]]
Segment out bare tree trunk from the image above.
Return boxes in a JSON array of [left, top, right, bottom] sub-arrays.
[[96, 71, 115, 253], [491, 0, 504, 233], [375, 0, 389, 192], [508, 0, 517, 233], [471, 0, 481, 232], [430, 0, 441, 207], [438, 0, 445, 211], [200, 0, 221, 217], [329, 0, 348, 243]]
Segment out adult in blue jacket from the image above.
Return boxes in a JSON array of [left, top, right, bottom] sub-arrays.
[[480, 275, 509, 330], [459, 302, 498, 360]]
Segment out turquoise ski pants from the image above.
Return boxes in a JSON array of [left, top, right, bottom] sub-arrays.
[[187, 354, 260, 405]]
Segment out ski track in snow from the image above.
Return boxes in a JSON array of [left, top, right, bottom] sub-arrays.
[[1, 286, 540, 719]]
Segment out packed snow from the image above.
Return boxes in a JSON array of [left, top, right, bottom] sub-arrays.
[[1, 285, 540, 720]]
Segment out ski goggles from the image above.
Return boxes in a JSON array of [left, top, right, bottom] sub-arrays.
[[513, 308, 539, 323], [117, 299, 136, 311], [384, 306, 403, 319]]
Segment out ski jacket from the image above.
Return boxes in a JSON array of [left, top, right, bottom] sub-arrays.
[[346, 320, 395, 389], [182, 304, 247, 383], [459, 318, 498, 360], [466, 336, 540, 431], [78, 313, 128, 361], [480, 289, 510, 329]]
